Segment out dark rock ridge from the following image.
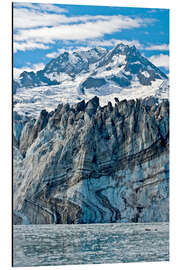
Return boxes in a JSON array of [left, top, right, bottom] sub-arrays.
[[13, 96, 169, 224]]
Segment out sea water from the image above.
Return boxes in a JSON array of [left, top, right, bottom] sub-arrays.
[[13, 222, 169, 267]]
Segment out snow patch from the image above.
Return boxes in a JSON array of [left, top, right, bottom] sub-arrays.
[[141, 71, 150, 78], [13, 77, 168, 118]]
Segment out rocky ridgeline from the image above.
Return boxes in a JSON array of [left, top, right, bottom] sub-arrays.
[[13, 96, 169, 224], [14, 44, 167, 92]]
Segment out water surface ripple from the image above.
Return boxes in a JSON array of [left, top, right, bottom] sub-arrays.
[[13, 223, 169, 267]]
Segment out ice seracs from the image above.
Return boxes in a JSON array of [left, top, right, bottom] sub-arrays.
[[13, 97, 169, 224]]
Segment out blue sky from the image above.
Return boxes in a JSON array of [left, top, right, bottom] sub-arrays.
[[13, 2, 169, 78]]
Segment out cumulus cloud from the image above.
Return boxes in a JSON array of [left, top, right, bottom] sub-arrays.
[[13, 8, 69, 29], [13, 7, 146, 30], [13, 63, 45, 79], [13, 3, 155, 53], [87, 39, 143, 49], [14, 16, 145, 44], [14, 4, 152, 30], [146, 44, 169, 51], [37, 4, 68, 13], [45, 51, 60, 59], [14, 41, 50, 53], [149, 54, 169, 70], [46, 46, 93, 58], [45, 39, 144, 59], [13, 3, 68, 14]]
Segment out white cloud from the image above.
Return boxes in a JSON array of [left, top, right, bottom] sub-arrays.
[[87, 39, 143, 49], [146, 44, 169, 51], [32, 63, 45, 71], [13, 63, 45, 79], [13, 3, 68, 14], [46, 48, 72, 59], [13, 41, 50, 53], [45, 46, 93, 58], [70, 46, 93, 52], [14, 16, 145, 43], [13, 7, 146, 30], [37, 4, 68, 13], [13, 8, 69, 29], [45, 39, 143, 59], [13, 4, 155, 53], [13, 3, 39, 9], [45, 51, 60, 59], [149, 54, 169, 70]]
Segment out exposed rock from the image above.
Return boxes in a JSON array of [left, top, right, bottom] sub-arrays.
[[74, 100, 85, 113], [13, 97, 169, 224], [19, 110, 49, 156], [13, 80, 20, 94], [85, 96, 99, 117], [13, 112, 30, 146]]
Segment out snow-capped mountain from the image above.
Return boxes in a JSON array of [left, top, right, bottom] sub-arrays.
[[13, 43, 169, 117], [13, 45, 169, 225]]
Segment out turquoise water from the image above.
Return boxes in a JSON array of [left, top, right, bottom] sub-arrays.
[[13, 223, 169, 267]]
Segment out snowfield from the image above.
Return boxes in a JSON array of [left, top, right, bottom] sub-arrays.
[[14, 77, 169, 118]]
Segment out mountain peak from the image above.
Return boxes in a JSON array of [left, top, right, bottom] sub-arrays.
[[114, 42, 129, 50], [111, 43, 140, 57], [13, 43, 169, 116]]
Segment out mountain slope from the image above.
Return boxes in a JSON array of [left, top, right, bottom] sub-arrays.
[[14, 47, 107, 89], [13, 44, 169, 118], [80, 43, 167, 92]]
